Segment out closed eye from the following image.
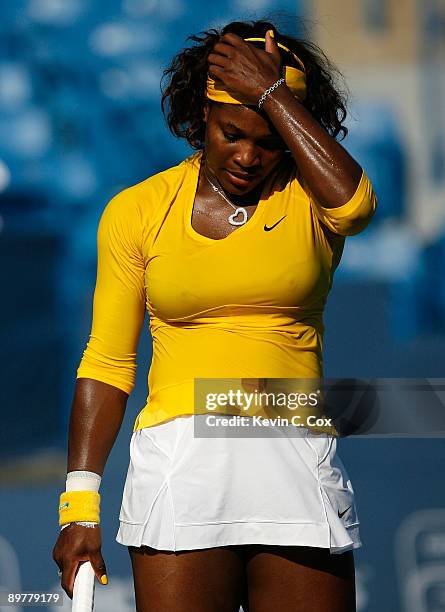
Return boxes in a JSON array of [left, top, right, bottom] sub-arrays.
[[258, 140, 283, 151], [223, 132, 283, 150], [224, 132, 238, 143]]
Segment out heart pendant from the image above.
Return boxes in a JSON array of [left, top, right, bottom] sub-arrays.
[[228, 207, 248, 226]]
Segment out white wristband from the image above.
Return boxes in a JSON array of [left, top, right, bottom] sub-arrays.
[[60, 471, 102, 531], [66, 470, 101, 492]]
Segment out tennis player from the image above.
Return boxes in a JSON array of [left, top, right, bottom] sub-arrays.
[[53, 19, 377, 611]]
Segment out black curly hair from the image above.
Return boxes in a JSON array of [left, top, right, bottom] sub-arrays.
[[161, 19, 349, 149]]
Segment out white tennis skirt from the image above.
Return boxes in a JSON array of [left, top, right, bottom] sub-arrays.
[[116, 414, 361, 554]]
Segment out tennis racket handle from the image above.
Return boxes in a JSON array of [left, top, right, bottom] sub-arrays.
[[72, 561, 95, 611]]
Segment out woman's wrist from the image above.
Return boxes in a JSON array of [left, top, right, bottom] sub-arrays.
[[258, 77, 286, 109], [66, 470, 102, 492], [60, 470, 102, 530]]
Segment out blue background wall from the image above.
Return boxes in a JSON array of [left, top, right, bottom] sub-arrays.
[[0, 1, 444, 611]]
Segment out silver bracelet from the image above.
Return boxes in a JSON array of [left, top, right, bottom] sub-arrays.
[[258, 77, 285, 109]]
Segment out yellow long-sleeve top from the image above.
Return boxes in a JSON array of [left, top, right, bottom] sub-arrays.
[[76, 151, 377, 430]]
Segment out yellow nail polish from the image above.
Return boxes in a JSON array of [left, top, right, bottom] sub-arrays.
[[100, 575, 108, 585], [268, 29, 275, 38]]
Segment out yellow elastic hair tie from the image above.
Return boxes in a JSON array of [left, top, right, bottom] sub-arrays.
[[58, 491, 101, 526], [206, 35, 307, 105]]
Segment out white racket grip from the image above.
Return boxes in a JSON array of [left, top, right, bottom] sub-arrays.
[[72, 561, 95, 611]]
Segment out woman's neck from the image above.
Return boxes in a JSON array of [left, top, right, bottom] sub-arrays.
[[200, 158, 266, 207]]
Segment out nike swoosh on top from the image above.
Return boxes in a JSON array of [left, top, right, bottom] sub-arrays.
[[338, 505, 352, 519], [264, 215, 286, 231], [59, 502, 70, 511]]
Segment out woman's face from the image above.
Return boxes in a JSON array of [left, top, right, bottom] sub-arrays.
[[203, 102, 286, 196]]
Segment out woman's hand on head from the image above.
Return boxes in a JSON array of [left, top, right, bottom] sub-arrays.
[[207, 30, 281, 105]]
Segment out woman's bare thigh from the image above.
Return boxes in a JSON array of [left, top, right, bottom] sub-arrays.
[[129, 544, 248, 612], [244, 545, 356, 612]]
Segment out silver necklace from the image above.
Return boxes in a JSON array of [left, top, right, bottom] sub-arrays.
[[203, 164, 249, 226]]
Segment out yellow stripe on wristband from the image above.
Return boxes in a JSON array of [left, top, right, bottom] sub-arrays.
[[58, 491, 101, 526]]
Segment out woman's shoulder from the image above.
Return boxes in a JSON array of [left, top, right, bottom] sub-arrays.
[[105, 151, 200, 215], [134, 151, 201, 192]]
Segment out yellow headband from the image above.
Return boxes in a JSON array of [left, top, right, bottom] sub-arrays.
[[206, 36, 307, 105]]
